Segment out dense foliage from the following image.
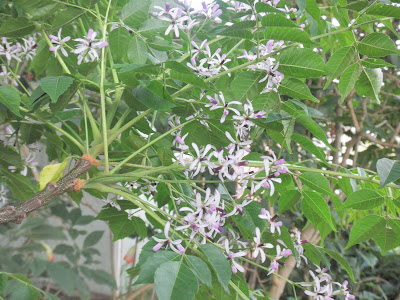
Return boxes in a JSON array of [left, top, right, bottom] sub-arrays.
[[0, 0, 400, 299]]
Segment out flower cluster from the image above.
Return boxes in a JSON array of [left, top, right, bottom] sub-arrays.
[[0, 36, 38, 66], [152, 1, 222, 38], [301, 265, 355, 300], [49, 28, 108, 65], [231, 0, 297, 21], [0, 36, 38, 86], [170, 96, 289, 199], [187, 40, 231, 77], [238, 40, 285, 93]]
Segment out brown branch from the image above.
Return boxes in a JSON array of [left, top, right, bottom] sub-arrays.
[[268, 225, 318, 299], [341, 135, 359, 168], [390, 122, 400, 144], [347, 98, 361, 133], [360, 132, 400, 150], [0, 157, 93, 224]]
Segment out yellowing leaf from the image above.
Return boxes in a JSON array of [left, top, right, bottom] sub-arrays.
[[39, 160, 68, 190]]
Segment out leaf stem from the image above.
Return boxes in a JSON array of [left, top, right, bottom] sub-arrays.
[[109, 119, 195, 174], [97, 1, 113, 174]]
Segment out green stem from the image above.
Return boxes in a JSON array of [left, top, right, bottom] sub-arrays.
[[38, 25, 71, 74], [109, 119, 195, 174], [20, 108, 85, 152], [229, 281, 250, 300], [97, 1, 113, 174]]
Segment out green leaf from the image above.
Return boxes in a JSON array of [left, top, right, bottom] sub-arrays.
[[121, 0, 150, 27], [338, 63, 361, 102], [148, 37, 182, 51], [214, 22, 254, 39], [261, 14, 298, 27], [300, 172, 332, 195], [43, 292, 61, 300], [302, 191, 336, 232], [47, 263, 76, 295], [295, 114, 337, 151], [345, 215, 386, 249], [155, 261, 199, 300], [376, 158, 400, 187], [358, 33, 400, 57], [355, 67, 383, 103], [139, 19, 169, 38], [0, 274, 7, 295], [97, 207, 147, 240], [278, 48, 326, 78], [40, 76, 75, 103], [233, 201, 266, 239], [303, 243, 330, 267], [128, 35, 147, 64], [306, 0, 321, 22], [15, 0, 59, 19], [109, 28, 130, 62], [51, 8, 86, 29], [317, 247, 355, 281], [80, 266, 117, 288], [342, 0, 368, 11], [39, 160, 68, 191], [393, 198, 400, 209], [136, 251, 180, 284], [10, 283, 36, 300], [278, 78, 319, 102], [361, 58, 395, 69], [0, 86, 22, 117], [366, 2, 400, 18], [83, 231, 104, 248], [134, 81, 175, 111], [255, 2, 285, 14], [324, 46, 356, 89], [167, 61, 207, 89], [266, 119, 294, 153], [278, 190, 301, 213], [0, 18, 35, 37], [49, 82, 80, 113], [264, 27, 313, 44], [252, 91, 280, 111], [200, 244, 231, 293], [6, 172, 35, 200], [388, 219, 400, 236], [185, 256, 212, 288], [372, 227, 400, 255], [229, 71, 266, 102], [340, 189, 384, 210], [291, 134, 329, 164]]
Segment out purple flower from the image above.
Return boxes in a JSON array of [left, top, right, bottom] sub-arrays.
[[224, 240, 247, 274], [252, 227, 273, 263], [71, 29, 108, 65], [153, 221, 185, 254], [49, 28, 71, 58], [0, 37, 22, 65]]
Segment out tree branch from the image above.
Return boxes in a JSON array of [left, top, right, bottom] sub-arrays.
[[360, 132, 400, 149], [0, 157, 93, 224]]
